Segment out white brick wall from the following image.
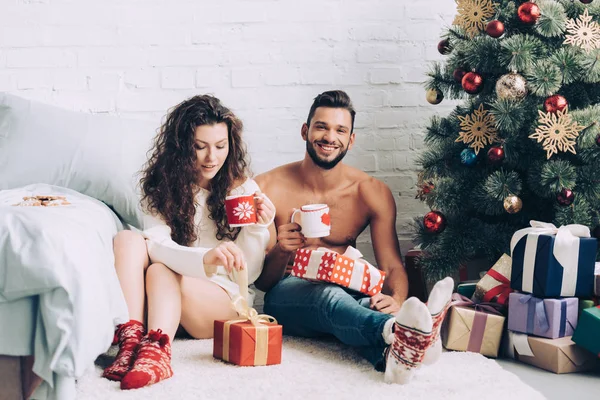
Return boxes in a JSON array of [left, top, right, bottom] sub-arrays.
[[0, 0, 459, 261]]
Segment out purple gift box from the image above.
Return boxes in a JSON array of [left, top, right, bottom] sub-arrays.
[[507, 292, 578, 339], [595, 262, 600, 297]]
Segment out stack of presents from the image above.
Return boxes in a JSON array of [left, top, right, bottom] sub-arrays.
[[410, 221, 600, 373], [208, 219, 600, 373]]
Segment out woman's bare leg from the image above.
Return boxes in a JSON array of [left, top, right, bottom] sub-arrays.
[[121, 262, 179, 390], [113, 230, 150, 321], [145, 262, 184, 340], [120, 265, 236, 390], [179, 276, 239, 339], [103, 230, 150, 381], [144, 264, 237, 339]]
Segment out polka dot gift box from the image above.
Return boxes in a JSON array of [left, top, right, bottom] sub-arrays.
[[292, 246, 386, 296]]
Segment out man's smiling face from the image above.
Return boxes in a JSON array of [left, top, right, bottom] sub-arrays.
[[304, 107, 355, 170]]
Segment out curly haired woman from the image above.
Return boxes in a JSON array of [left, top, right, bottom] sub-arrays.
[[103, 95, 275, 390]]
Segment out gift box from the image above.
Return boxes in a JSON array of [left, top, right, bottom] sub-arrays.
[[292, 246, 386, 296], [595, 262, 600, 296], [505, 331, 599, 374], [572, 306, 600, 357], [441, 294, 506, 358], [213, 296, 282, 366], [457, 281, 478, 298], [404, 248, 429, 302], [579, 299, 596, 316], [510, 221, 597, 297], [507, 292, 578, 339], [472, 254, 512, 306]]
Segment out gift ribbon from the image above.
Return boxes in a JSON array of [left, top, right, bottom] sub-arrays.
[[519, 294, 549, 334], [451, 293, 506, 315], [314, 246, 385, 295], [558, 300, 575, 338], [450, 294, 505, 353], [506, 331, 535, 358], [221, 269, 277, 366], [510, 221, 590, 296], [595, 263, 600, 295], [481, 268, 511, 305]]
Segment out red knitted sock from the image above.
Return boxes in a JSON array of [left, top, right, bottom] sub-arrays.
[[102, 320, 145, 382], [120, 329, 173, 390]]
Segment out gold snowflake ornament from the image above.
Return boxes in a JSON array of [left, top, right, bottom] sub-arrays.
[[564, 8, 600, 53], [455, 104, 499, 154], [529, 107, 585, 159], [454, 0, 497, 38]]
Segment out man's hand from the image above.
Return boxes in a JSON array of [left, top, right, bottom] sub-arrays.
[[203, 242, 247, 273], [276, 222, 306, 253], [370, 293, 401, 315]]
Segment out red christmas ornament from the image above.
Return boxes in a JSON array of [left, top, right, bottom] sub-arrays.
[[518, 2, 541, 25], [438, 39, 452, 55], [557, 188, 575, 206], [487, 146, 505, 165], [544, 95, 568, 114], [423, 211, 447, 234], [422, 183, 434, 194], [580, 0, 593, 4], [596, 134, 600, 147], [486, 20, 505, 38], [462, 72, 484, 94], [453, 68, 467, 83]]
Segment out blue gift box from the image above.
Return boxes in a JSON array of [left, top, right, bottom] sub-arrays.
[[511, 233, 597, 297]]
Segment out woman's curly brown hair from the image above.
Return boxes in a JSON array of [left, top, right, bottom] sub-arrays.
[[140, 95, 249, 246]]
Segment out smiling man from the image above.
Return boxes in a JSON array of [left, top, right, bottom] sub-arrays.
[[254, 90, 411, 373]]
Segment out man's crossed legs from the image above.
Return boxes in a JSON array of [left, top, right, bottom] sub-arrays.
[[264, 276, 454, 384]]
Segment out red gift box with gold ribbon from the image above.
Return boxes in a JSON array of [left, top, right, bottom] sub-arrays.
[[213, 296, 282, 366], [212, 269, 282, 367], [291, 246, 386, 296]]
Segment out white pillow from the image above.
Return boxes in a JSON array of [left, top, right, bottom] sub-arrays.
[[0, 93, 158, 228]]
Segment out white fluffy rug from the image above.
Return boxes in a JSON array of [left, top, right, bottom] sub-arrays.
[[77, 337, 544, 400]]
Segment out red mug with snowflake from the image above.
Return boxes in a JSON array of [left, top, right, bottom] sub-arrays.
[[290, 204, 331, 238], [225, 194, 258, 227]]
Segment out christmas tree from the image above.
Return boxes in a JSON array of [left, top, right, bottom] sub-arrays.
[[415, 0, 600, 281]]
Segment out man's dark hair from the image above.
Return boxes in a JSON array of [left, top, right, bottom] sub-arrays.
[[306, 90, 356, 133]]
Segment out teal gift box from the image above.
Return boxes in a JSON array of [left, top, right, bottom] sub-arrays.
[[579, 299, 596, 317], [572, 306, 600, 357], [456, 281, 477, 298]]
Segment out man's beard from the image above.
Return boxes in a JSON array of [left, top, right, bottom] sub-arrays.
[[306, 140, 348, 170]]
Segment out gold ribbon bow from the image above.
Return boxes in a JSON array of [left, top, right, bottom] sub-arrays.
[[221, 294, 278, 366]]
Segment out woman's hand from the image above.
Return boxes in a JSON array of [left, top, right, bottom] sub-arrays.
[[254, 191, 275, 225], [203, 242, 246, 273]]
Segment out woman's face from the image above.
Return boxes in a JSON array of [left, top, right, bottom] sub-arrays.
[[194, 122, 229, 189]]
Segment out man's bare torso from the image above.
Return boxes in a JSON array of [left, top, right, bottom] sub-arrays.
[[258, 161, 374, 256]]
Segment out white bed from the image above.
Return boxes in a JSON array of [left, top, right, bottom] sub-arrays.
[[0, 184, 129, 400]]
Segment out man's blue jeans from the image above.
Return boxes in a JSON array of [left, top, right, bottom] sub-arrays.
[[263, 276, 393, 371]]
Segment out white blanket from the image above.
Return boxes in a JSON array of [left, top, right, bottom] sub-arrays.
[[0, 184, 129, 400]]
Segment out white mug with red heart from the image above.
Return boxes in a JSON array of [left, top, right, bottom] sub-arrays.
[[291, 204, 331, 238]]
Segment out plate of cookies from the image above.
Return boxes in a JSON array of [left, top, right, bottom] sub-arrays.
[[13, 195, 71, 207]]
